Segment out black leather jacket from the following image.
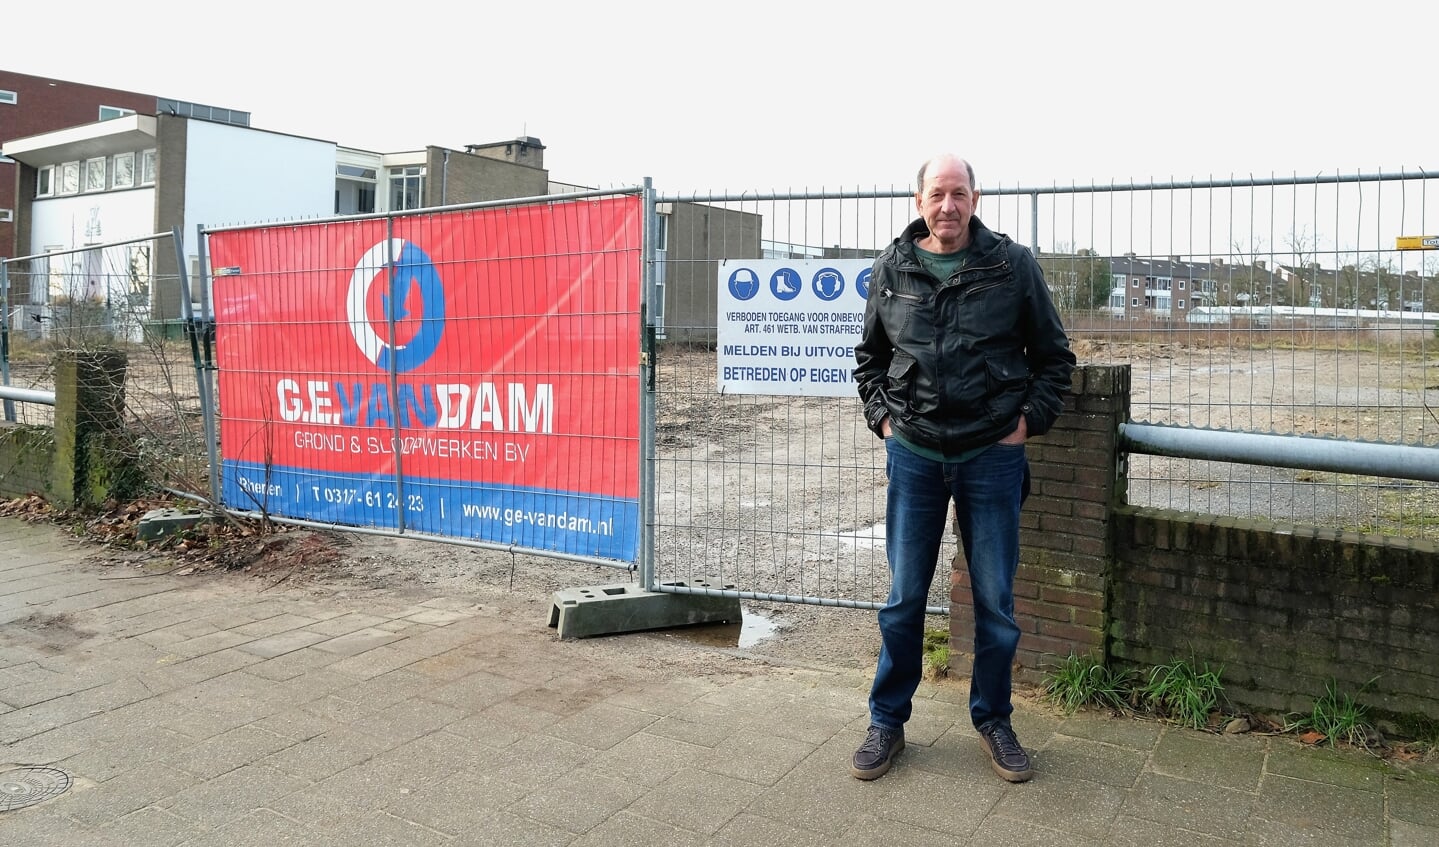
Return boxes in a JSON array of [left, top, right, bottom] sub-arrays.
[[854, 216, 1076, 453]]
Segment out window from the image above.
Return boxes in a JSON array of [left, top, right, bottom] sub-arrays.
[[1131, 297, 1139, 307], [1179, 280, 1187, 290], [99, 105, 135, 121], [335, 164, 377, 214], [655, 213, 669, 251], [1130, 278, 1139, 288], [389, 166, 425, 211], [84, 157, 107, 192], [0, 89, 16, 105], [140, 150, 157, 185], [37, 166, 55, 197], [111, 153, 135, 189], [1178, 299, 1186, 309], [0, 209, 12, 222], [59, 161, 81, 195]]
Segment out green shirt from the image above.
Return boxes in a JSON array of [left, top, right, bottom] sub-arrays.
[[914, 244, 970, 283], [893, 431, 992, 464]]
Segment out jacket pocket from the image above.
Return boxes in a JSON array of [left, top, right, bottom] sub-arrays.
[[887, 352, 917, 413]]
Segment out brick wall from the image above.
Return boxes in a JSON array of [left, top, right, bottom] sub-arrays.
[[0, 423, 54, 499], [1111, 508, 1439, 722]]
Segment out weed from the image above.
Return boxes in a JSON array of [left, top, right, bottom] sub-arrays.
[[1286, 678, 1379, 749], [921, 627, 950, 681], [1135, 658, 1226, 730], [1042, 653, 1134, 715]]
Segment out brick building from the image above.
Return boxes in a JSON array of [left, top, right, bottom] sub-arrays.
[[0, 70, 160, 259]]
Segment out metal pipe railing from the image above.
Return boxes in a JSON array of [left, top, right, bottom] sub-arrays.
[[0, 385, 54, 406], [1120, 423, 1439, 484]]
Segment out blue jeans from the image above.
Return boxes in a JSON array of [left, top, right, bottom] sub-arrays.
[[868, 439, 1028, 732]]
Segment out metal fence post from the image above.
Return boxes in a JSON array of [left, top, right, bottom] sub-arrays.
[[639, 177, 658, 589], [176, 226, 222, 508], [1, 262, 14, 422]]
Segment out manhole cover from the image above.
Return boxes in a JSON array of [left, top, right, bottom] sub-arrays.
[[0, 767, 72, 812]]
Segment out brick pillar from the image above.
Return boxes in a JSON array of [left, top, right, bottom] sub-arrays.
[[949, 364, 1130, 686], [50, 348, 128, 508]]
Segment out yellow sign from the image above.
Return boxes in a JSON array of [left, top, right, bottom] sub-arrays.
[[1397, 235, 1439, 250]]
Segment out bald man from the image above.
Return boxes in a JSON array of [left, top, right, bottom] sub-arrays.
[[852, 154, 1075, 782]]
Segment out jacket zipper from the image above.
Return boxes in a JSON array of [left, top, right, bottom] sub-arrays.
[[882, 287, 924, 303]]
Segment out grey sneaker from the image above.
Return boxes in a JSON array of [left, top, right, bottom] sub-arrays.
[[851, 725, 904, 780], [978, 722, 1033, 782]]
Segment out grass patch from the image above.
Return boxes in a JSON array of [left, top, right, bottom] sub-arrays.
[[1285, 678, 1379, 749], [921, 627, 949, 681], [1042, 653, 1134, 715], [1136, 658, 1226, 730], [1040, 654, 1225, 730]]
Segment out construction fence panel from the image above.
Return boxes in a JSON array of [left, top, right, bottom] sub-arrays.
[[200, 192, 645, 568], [649, 171, 1439, 613], [1, 233, 212, 493]]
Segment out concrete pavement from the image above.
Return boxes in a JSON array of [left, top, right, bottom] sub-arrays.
[[2, 515, 1437, 846]]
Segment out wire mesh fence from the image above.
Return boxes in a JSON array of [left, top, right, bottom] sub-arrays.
[[650, 170, 1439, 616], [4, 169, 1438, 614], [1, 233, 211, 493]]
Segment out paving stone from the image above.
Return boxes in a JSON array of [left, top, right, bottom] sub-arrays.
[[1149, 727, 1267, 791], [841, 814, 968, 847], [584, 730, 708, 788], [162, 724, 296, 780], [1032, 733, 1148, 788], [698, 730, 816, 786], [567, 810, 707, 847], [158, 763, 307, 828], [1389, 773, 1439, 827], [92, 805, 208, 847], [1102, 815, 1236, 846], [260, 731, 376, 782], [326, 644, 423, 679], [543, 701, 659, 751], [1392, 818, 1439, 847], [711, 812, 833, 847], [347, 697, 466, 745], [624, 766, 764, 835], [1252, 772, 1385, 842], [990, 768, 1126, 841], [451, 811, 574, 847], [303, 612, 391, 636], [310, 627, 402, 657], [1121, 773, 1256, 842], [234, 629, 332, 658], [57, 762, 199, 828], [385, 768, 532, 835]]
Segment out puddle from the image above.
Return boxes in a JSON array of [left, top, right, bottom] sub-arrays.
[[828, 522, 886, 548], [667, 606, 782, 649]]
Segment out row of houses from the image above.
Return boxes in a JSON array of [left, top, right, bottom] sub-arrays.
[[1040, 250, 1431, 320]]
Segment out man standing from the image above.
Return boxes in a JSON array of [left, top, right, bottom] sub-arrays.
[[851, 154, 1075, 782]]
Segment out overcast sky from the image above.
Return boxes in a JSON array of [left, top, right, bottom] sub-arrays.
[[5, 0, 1434, 194]]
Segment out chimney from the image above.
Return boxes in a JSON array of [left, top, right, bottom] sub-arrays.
[[1211, 258, 1225, 266], [1254, 260, 1266, 269]]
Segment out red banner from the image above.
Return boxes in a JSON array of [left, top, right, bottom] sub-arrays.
[[208, 196, 642, 560]]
